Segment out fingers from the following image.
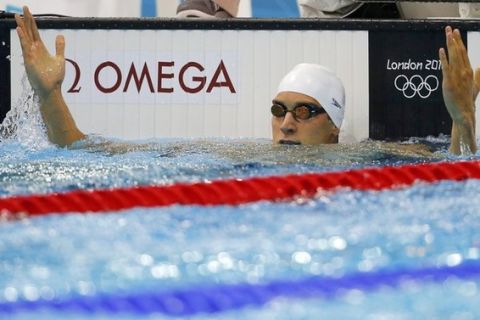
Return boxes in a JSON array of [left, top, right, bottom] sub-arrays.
[[444, 26, 474, 75], [439, 47, 449, 77], [20, 6, 42, 42], [15, 13, 31, 56], [14, 12, 29, 44], [28, 7, 41, 42], [16, 6, 46, 57], [14, 12, 25, 33], [23, 6, 34, 41], [445, 26, 460, 68], [15, 6, 37, 42], [55, 35, 65, 58], [453, 28, 471, 70], [15, 27, 27, 53]]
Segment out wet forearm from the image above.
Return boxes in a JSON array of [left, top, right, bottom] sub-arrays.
[[39, 89, 85, 147], [449, 115, 477, 155]]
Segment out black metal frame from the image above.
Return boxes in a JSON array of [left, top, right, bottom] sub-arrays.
[[0, 17, 480, 31]]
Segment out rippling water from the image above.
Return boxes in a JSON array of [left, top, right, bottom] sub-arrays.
[[1, 90, 480, 319], [0, 135, 453, 196]]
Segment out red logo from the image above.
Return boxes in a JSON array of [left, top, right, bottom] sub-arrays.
[[65, 59, 236, 94]]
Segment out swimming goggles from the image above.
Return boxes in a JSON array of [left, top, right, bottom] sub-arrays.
[[271, 102, 326, 121]]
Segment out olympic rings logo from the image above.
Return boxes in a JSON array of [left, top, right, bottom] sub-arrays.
[[394, 74, 439, 99]]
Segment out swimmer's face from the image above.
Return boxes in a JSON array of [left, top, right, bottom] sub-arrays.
[[271, 92, 339, 145]]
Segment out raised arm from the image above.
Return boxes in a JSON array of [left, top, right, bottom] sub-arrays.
[[439, 26, 479, 155], [15, 6, 84, 147]]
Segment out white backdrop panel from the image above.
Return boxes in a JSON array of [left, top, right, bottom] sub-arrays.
[[10, 29, 369, 141]]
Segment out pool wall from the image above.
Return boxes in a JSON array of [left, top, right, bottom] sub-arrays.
[[1, 18, 480, 141]]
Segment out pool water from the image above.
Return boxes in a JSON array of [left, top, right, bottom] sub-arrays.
[[1, 95, 480, 319], [0, 135, 448, 196]]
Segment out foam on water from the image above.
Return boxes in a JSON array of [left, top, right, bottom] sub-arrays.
[[0, 136, 454, 196], [0, 76, 50, 150]]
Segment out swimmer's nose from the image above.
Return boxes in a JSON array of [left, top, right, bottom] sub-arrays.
[[280, 112, 297, 135]]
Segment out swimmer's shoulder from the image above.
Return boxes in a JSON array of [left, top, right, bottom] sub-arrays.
[[69, 135, 165, 154], [360, 139, 443, 158]]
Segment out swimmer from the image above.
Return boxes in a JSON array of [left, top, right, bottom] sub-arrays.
[[267, 26, 480, 155], [13, 6, 479, 154], [271, 63, 343, 145]]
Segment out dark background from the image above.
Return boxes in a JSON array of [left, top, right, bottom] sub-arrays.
[[369, 30, 452, 140]]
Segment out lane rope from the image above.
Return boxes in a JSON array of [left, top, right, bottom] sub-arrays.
[[1, 160, 480, 217], [1, 262, 480, 316]]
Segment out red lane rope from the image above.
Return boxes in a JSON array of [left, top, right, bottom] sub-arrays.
[[2, 160, 480, 217]]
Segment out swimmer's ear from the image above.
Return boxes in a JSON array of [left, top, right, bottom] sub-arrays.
[[329, 129, 339, 143], [331, 124, 340, 137], [327, 116, 338, 129], [328, 117, 340, 142]]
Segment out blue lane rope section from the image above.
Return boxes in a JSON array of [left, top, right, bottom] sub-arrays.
[[2, 262, 480, 317]]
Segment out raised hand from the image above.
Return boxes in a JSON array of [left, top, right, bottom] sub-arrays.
[[14, 6, 84, 147], [15, 6, 65, 99], [439, 26, 478, 154]]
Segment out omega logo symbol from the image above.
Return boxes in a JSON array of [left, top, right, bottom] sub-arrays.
[[394, 74, 439, 99]]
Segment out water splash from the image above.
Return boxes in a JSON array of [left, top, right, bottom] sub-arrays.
[[0, 75, 50, 150]]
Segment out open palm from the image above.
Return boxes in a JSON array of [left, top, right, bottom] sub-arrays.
[[439, 26, 479, 123], [15, 6, 65, 98]]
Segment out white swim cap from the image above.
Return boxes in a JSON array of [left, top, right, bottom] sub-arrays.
[[276, 63, 345, 128]]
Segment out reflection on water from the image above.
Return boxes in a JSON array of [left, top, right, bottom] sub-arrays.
[[0, 135, 457, 196], [2, 178, 480, 320]]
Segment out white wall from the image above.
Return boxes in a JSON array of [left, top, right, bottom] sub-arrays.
[[10, 29, 369, 141]]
